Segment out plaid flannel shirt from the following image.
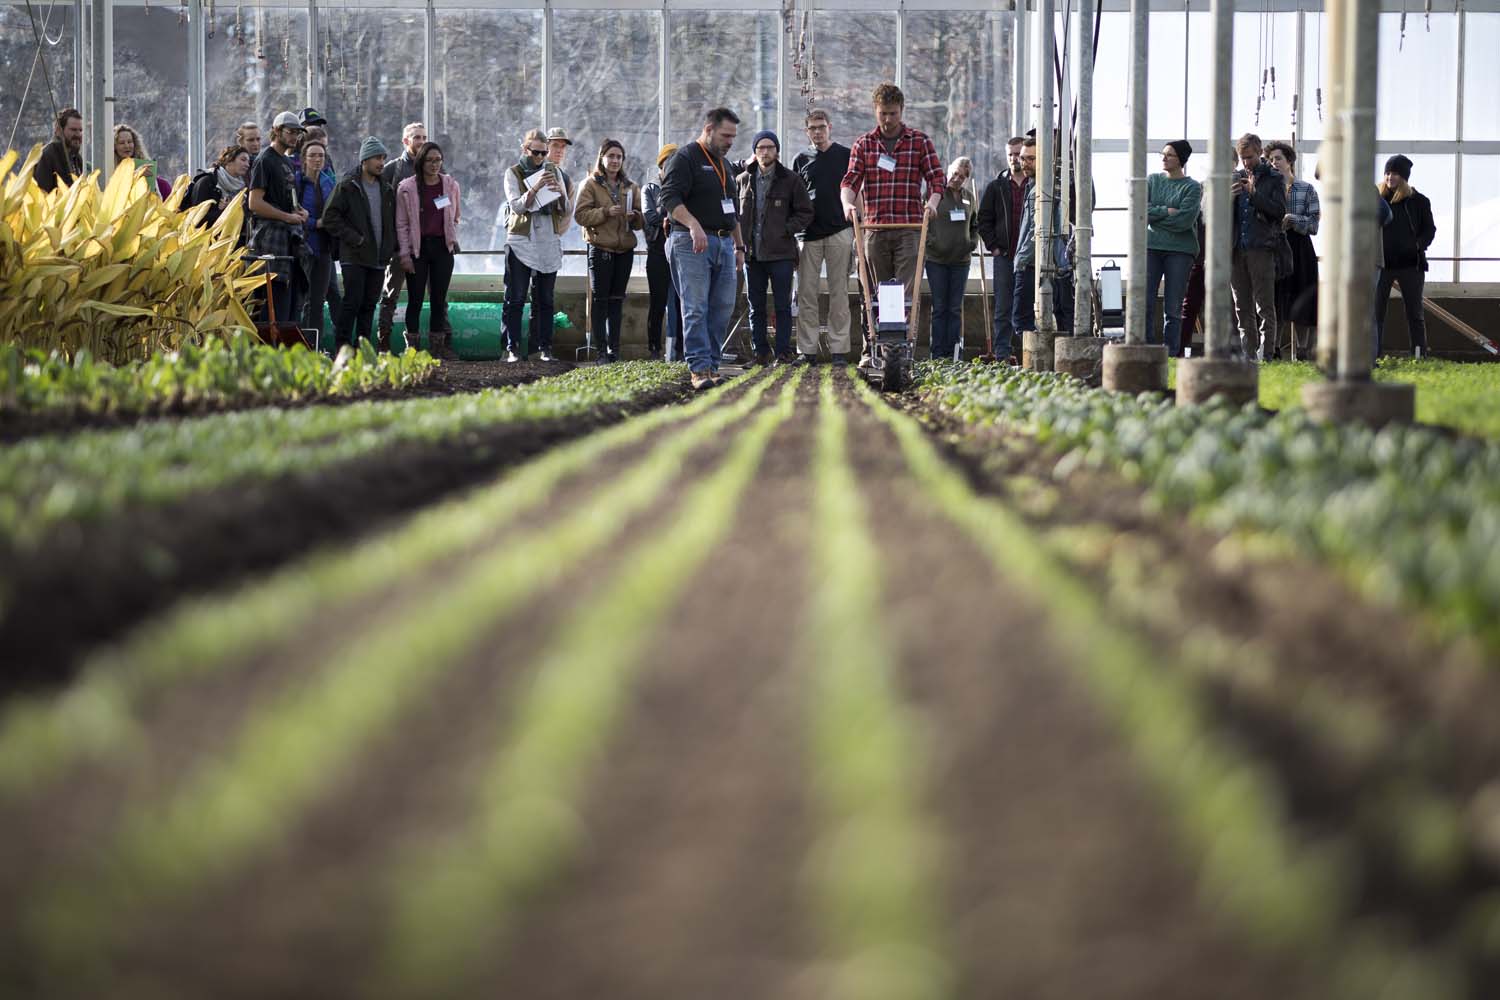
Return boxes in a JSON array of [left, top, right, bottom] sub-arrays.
[[841, 125, 945, 225], [1284, 178, 1320, 236]]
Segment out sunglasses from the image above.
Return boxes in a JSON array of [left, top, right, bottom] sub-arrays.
[[527, 147, 547, 155]]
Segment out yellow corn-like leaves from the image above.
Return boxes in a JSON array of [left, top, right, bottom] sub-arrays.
[[1, 145, 260, 363]]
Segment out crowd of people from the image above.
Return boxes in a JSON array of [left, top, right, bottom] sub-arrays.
[[27, 90, 1440, 374]]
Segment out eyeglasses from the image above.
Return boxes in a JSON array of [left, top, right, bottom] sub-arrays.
[[755, 145, 777, 152]]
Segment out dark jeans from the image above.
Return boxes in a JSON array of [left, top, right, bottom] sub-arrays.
[[406, 237, 455, 341], [990, 252, 1016, 357], [1375, 265, 1427, 356], [746, 257, 795, 357], [1146, 249, 1193, 356], [504, 247, 557, 356], [1012, 266, 1075, 336], [926, 260, 968, 360], [588, 245, 634, 358], [303, 251, 335, 352], [646, 243, 681, 356], [334, 264, 384, 350]]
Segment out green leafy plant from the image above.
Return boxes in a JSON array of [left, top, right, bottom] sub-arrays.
[[916, 361, 1500, 658]]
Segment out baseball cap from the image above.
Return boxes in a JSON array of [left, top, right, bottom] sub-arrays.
[[271, 111, 305, 131], [299, 107, 327, 127], [545, 127, 573, 146]]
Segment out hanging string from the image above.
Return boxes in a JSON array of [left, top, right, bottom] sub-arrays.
[[1399, 0, 1408, 50], [1268, 1, 1277, 101], [1314, 6, 1322, 120], [1254, 0, 1266, 126]]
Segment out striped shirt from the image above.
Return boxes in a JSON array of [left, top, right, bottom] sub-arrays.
[[841, 125, 945, 225]]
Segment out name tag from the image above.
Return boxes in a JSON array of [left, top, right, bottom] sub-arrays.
[[949, 209, 965, 222], [433, 195, 451, 209], [721, 198, 736, 215], [877, 154, 897, 173]]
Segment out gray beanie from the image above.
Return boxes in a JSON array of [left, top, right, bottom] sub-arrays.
[[358, 136, 388, 164]]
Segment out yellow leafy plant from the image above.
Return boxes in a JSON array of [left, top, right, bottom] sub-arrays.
[[0, 146, 266, 363]]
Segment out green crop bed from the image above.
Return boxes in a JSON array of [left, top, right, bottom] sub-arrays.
[[918, 361, 1500, 657]]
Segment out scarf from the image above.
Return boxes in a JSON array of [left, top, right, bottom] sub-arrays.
[[516, 155, 544, 179], [216, 166, 246, 199], [1379, 178, 1411, 204]]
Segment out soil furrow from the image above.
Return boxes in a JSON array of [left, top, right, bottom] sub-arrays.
[[472, 371, 821, 1000], [912, 397, 1500, 988], [843, 375, 1320, 999], [0, 370, 794, 999]]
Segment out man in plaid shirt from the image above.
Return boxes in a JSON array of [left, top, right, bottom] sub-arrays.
[[840, 83, 945, 307]]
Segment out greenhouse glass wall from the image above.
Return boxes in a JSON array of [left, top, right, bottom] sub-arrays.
[[3, 0, 1497, 280]]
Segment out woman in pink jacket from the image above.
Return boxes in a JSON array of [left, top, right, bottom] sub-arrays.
[[397, 141, 461, 359]]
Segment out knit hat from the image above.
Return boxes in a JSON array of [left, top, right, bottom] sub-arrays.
[[751, 130, 780, 152], [1167, 140, 1193, 167], [656, 143, 679, 167], [358, 136, 388, 163], [1384, 154, 1413, 181]]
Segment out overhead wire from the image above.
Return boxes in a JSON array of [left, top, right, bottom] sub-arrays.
[[6, 0, 65, 154]]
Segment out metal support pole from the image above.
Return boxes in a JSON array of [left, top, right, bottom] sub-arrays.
[[996, 10, 1012, 153], [89, 0, 110, 177], [661, 1, 671, 151], [541, 1, 552, 130], [423, 0, 436, 137], [1058, 1, 1071, 240], [1336, 0, 1377, 381], [1204, 0, 1234, 359], [307, 0, 320, 111], [1314, 0, 1346, 372], [895, 7, 905, 90], [1073, 0, 1093, 338], [1035, 0, 1056, 344], [72, 0, 84, 111], [773, 8, 783, 142], [1013, 0, 1029, 140], [1124, 0, 1148, 346], [187, 0, 206, 173], [1302, 0, 1411, 426]]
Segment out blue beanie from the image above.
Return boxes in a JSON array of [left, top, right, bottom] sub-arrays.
[[751, 130, 780, 152], [358, 136, 388, 163]]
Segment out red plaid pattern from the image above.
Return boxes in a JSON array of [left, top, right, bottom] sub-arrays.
[[840, 125, 945, 225]]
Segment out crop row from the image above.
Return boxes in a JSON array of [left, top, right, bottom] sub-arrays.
[[0, 336, 438, 421], [383, 369, 803, 992], [856, 375, 1463, 1000], [0, 360, 685, 554], [803, 368, 954, 1000], [916, 362, 1500, 659], [8, 370, 795, 986]]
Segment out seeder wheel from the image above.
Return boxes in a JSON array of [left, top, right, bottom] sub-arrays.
[[879, 348, 908, 393]]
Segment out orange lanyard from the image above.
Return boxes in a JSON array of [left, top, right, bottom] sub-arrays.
[[697, 140, 728, 197]]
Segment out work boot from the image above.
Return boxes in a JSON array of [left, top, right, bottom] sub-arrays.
[[434, 332, 460, 362], [404, 331, 423, 353]]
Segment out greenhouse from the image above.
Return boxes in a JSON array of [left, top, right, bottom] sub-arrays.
[[3, 1, 1500, 997]]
